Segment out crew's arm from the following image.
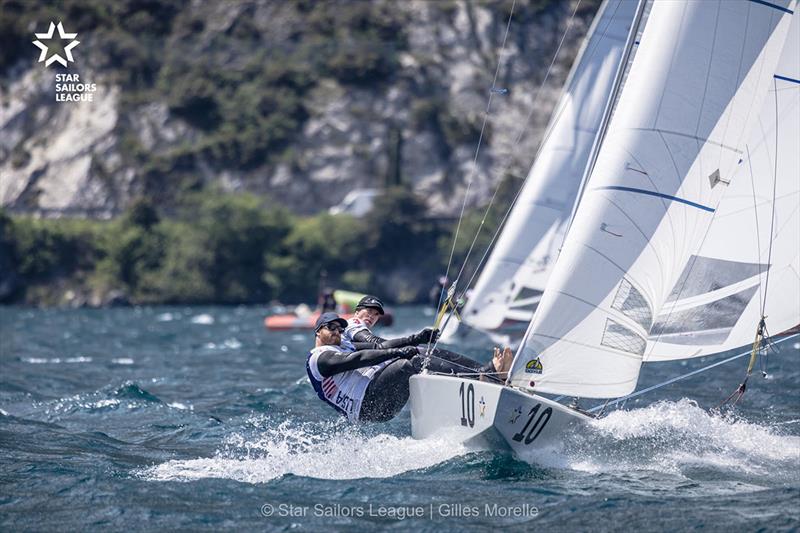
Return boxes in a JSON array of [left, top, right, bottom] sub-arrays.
[[351, 329, 388, 345], [351, 328, 438, 348], [316, 347, 417, 377]]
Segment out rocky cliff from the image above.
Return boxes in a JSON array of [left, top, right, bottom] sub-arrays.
[[0, 0, 599, 218]]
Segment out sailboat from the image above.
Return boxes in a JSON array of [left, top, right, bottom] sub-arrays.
[[410, 0, 799, 462], [444, 0, 642, 346]]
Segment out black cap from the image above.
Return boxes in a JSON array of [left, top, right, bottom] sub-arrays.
[[355, 295, 385, 315], [314, 312, 348, 332]]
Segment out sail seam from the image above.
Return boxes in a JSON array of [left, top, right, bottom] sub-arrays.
[[654, 129, 684, 258], [593, 186, 715, 212], [605, 196, 669, 282], [629, 128, 743, 153]]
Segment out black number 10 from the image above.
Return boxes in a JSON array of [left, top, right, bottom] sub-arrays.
[[511, 403, 552, 444], [459, 382, 475, 427]]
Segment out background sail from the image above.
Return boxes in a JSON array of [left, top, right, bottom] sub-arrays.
[[509, 0, 796, 398], [456, 0, 640, 338], [645, 13, 800, 360]]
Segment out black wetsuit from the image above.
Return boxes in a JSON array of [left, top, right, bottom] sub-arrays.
[[314, 329, 495, 422]]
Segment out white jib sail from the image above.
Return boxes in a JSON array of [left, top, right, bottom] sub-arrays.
[[509, 0, 796, 398], [645, 11, 800, 360], [457, 0, 641, 337]]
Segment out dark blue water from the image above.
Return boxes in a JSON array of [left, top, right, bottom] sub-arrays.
[[1, 306, 798, 531]]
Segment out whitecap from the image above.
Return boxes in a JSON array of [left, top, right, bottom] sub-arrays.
[[112, 358, 134, 365], [65, 356, 92, 363], [21, 357, 49, 364], [191, 314, 215, 325], [90, 399, 121, 409], [223, 338, 242, 349]]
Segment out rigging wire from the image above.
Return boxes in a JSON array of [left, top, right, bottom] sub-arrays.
[[746, 144, 764, 313], [428, 0, 585, 355], [587, 334, 796, 414], [448, 0, 584, 293], [456, 0, 627, 306], [426, 0, 517, 359], [463, 0, 642, 302], [719, 77, 783, 407], [761, 77, 781, 314]]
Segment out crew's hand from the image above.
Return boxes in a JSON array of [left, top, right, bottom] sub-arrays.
[[392, 346, 420, 359], [411, 328, 439, 345]]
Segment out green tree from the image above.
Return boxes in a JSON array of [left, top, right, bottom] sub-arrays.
[[265, 212, 367, 302]]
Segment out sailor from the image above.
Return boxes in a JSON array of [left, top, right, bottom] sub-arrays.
[[307, 312, 513, 422], [343, 295, 437, 349], [344, 295, 507, 383], [319, 288, 336, 313]]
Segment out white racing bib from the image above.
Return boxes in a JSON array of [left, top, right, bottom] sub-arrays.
[[306, 344, 391, 422]]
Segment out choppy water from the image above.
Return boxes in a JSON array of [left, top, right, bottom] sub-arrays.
[[1, 306, 798, 531]]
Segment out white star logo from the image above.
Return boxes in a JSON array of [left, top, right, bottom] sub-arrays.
[[32, 22, 80, 68]]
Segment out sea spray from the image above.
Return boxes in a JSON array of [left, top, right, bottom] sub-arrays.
[[139, 415, 470, 483]]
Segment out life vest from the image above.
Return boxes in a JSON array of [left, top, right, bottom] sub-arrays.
[[306, 344, 391, 422]]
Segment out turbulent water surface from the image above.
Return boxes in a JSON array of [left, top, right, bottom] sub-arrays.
[[1, 306, 798, 531]]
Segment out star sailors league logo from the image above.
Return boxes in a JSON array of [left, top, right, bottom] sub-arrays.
[[33, 22, 80, 67]]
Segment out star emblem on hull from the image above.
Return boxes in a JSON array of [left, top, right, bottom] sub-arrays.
[[33, 22, 80, 68]]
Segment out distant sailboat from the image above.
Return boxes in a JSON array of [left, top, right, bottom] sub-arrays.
[[444, 0, 642, 345], [411, 0, 799, 462]]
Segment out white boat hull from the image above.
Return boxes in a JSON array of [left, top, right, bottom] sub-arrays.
[[409, 374, 591, 462]]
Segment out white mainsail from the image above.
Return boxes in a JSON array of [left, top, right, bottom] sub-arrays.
[[508, 0, 796, 398], [456, 0, 641, 339], [646, 11, 800, 360]]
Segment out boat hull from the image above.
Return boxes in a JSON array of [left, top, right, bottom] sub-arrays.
[[409, 374, 591, 462]]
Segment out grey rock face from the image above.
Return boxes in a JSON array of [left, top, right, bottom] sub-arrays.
[[0, 0, 595, 218]]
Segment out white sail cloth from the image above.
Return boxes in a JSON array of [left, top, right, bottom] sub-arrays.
[[646, 10, 800, 360], [509, 0, 796, 398], [458, 0, 640, 336]]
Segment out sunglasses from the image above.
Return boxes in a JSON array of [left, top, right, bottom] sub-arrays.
[[321, 323, 344, 333]]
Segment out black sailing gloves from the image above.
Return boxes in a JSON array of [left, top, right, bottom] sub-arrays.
[[390, 346, 420, 359], [409, 328, 439, 346]]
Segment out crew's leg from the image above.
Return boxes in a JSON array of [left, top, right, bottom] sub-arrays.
[[423, 348, 505, 383], [359, 357, 423, 422]]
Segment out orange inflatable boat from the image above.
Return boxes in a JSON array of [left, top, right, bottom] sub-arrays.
[[264, 310, 394, 331]]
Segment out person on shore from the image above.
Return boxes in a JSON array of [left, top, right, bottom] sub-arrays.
[[306, 312, 512, 422]]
